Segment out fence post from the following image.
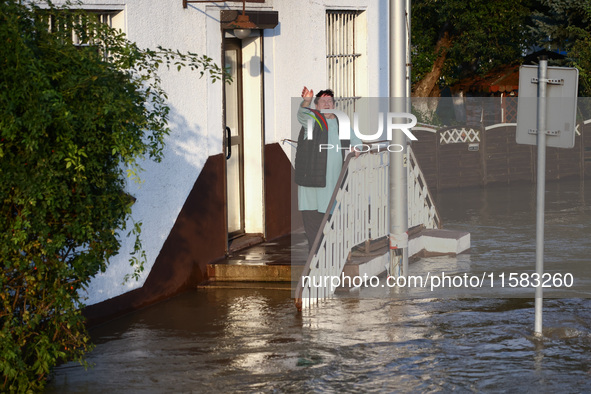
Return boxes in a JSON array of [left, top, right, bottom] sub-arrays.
[[436, 129, 440, 192], [481, 126, 488, 186]]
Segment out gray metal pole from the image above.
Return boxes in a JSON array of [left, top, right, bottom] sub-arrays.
[[404, 0, 411, 275], [534, 56, 548, 336], [405, 0, 412, 108], [389, 0, 408, 277]]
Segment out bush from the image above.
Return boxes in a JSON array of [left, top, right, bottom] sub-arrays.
[[0, 1, 222, 390]]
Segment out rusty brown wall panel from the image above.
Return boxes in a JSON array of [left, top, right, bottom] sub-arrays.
[[265, 143, 298, 240], [84, 154, 227, 325], [84, 145, 302, 325]]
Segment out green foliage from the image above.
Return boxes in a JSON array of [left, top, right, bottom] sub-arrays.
[[530, 0, 589, 53], [571, 32, 591, 97], [411, 102, 445, 126], [411, 0, 534, 87], [531, 0, 591, 95], [412, 0, 591, 96], [0, 0, 223, 391]]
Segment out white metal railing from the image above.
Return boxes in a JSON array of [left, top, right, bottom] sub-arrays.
[[408, 147, 441, 229], [295, 146, 440, 310]]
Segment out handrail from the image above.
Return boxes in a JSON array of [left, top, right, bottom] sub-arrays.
[[407, 146, 442, 229]]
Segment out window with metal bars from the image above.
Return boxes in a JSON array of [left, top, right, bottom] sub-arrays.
[[45, 10, 123, 58], [326, 10, 362, 120]]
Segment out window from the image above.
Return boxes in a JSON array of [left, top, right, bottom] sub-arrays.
[[45, 8, 123, 47], [326, 10, 365, 119]]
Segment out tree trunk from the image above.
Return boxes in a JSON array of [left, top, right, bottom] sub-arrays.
[[413, 32, 452, 98]]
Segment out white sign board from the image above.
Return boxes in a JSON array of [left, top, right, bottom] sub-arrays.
[[516, 65, 579, 149]]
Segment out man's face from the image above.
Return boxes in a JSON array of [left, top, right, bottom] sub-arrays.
[[316, 95, 335, 110]]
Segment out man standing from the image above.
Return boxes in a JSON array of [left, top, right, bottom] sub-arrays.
[[294, 87, 361, 250]]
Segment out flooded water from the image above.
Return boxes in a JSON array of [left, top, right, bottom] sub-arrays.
[[47, 180, 591, 392]]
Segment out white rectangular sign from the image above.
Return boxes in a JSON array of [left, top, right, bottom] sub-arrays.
[[516, 65, 579, 149]]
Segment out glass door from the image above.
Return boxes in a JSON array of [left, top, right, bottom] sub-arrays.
[[224, 39, 245, 238]]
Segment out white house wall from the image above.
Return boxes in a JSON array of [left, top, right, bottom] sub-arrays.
[[267, 0, 390, 158], [78, 0, 389, 306], [84, 0, 218, 305]]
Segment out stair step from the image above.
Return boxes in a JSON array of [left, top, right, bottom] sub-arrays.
[[197, 281, 293, 290], [206, 229, 470, 283], [207, 263, 303, 282]]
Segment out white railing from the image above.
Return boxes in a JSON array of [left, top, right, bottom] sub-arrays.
[[295, 146, 440, 310], [407, 147, 441, 229]]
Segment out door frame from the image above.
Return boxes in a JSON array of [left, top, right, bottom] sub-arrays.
[[222, 32, 266, 253]]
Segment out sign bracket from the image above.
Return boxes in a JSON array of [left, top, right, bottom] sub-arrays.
[[530, 77, 564, 85], [527, 129, 561, 136]]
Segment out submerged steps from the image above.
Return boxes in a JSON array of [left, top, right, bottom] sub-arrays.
[[205, 229, 470, 284]]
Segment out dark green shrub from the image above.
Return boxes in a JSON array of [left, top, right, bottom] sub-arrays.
[[0, 1, 222, 391]]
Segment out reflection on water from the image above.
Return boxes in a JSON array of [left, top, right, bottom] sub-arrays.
[[47, 180, 591, 392]]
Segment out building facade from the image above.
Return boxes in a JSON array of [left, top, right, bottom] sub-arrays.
[[75, 0, 392, 321]]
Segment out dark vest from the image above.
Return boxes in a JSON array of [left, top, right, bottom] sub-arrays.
[[294, 109, 350, 187]]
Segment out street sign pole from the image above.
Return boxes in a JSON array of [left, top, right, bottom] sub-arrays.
[[534, 56, 548, 336], [516, 58, 578, 337]]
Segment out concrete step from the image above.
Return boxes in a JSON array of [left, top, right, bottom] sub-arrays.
[[197, 281, 293, 291], [207, 262, 303, 282], [344, 228, 471, 280], [409, 228, 471, 258], [206, 229, 470, 283], [207, 233, 306, 282]]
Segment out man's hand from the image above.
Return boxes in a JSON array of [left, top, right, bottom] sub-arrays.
[[301, 86, 313, 106]]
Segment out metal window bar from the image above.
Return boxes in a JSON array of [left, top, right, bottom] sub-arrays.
[[326, 10, 361, 120], [47, 11, 116, 55]]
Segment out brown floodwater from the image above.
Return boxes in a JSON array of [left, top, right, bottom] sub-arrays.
[[47, 180, 591, 392]]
